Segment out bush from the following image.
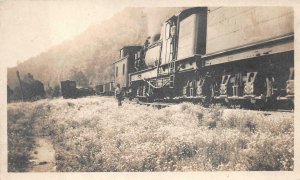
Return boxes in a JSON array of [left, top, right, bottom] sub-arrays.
[[7, 103, 36, 171], [7, 97, 294, 171]]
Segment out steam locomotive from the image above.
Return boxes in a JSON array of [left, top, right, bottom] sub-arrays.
[[112, 7, 294, 108]]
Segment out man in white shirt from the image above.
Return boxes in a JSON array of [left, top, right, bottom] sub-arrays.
[[115, 84, 122, 106]]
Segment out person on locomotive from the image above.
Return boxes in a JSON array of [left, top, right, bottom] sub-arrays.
[[143, 37, 150, 50], [115, 84, 123, 106], [170, 21, 177, 59]]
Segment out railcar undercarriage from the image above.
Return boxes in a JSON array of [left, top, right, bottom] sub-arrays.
[[131, 51, 294, 110]]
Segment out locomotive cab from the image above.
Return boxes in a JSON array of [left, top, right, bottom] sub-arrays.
[[113, 45, 142, 92]]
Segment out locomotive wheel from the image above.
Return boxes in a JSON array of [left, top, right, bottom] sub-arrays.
[[289, 100, 294, 111], [248, 77, 276, 110], [264, 77, 278, 110], [145, 95, 154, 103], [224, 97, 232, 108], [202, 84, 215, 106], [250, 98, 266, 110], [201, 96, 211, 107], [241, 100, 252, 109]]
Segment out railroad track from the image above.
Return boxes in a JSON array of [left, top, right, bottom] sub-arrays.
[[130, 101, 176, 109], [128, 99, 294, 113]]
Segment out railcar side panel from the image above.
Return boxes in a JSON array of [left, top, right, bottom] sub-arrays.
[[177, 9, 207, 60], [114, 57, 128, 88], [206, 7, 293, 54]]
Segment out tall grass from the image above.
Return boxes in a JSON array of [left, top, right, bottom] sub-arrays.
[[7, 102, 36, 171], [7, 96, 294, 171]]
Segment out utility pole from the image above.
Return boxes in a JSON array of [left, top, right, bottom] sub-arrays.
[[16, 71, 24, 102]]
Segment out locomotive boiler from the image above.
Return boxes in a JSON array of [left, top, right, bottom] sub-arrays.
[[113, 7, 294, 109]]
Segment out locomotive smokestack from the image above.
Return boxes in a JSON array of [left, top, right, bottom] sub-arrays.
[[143, 7, 186, 43]]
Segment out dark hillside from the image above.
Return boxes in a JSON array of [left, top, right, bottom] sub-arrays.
[[7, 7, 185, 90]]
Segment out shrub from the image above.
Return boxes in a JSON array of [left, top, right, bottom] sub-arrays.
[[7, 96, 294, 171]]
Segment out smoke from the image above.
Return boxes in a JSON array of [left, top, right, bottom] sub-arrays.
[[143, 7, 186, 41]]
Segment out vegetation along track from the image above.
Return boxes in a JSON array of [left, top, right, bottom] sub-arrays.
[[132, 98, 294, 112], [8, 96, 294, 171]]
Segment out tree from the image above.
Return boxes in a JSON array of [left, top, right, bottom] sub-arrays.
[[12, 86, 22, 100], [53, 85, 61, 97], [7, 86, 13, 103], [45, 85, 54, 98], [11, 73, 46, 101], [70, 69, 89, 88]]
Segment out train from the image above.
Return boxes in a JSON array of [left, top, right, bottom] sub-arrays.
[[112, 7, 294, 109], [62, 7, 294, 109], [61, 80, 95, 99], [95, 82, 115, 96]]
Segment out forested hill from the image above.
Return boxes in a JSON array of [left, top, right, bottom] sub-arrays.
[[7, 7, 184, 89]]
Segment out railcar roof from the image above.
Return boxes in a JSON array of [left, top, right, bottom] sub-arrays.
[[120, 45, 142, 50]]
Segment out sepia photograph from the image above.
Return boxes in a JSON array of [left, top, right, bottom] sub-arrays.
[[1, 0, 299, 179]]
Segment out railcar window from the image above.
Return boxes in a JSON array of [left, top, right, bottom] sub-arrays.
[[165, 23, 171, 39], [123, 64, 125, 75], [290, 68, 294, 80], [248, 73, 254, 82], [120, 49, 123, 58]]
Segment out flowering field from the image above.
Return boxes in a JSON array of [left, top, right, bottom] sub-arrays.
[[7, 96, 294, 171]]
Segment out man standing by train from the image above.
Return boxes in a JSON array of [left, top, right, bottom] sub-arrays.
[[115, 84, 123, 106]]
